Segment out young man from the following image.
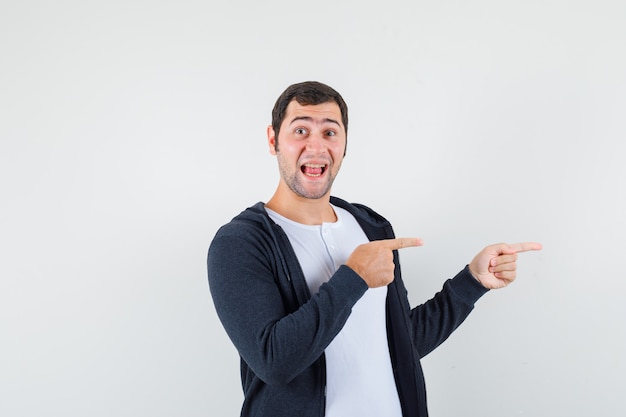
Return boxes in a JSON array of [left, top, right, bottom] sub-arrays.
[[207, 81, 541, 417]]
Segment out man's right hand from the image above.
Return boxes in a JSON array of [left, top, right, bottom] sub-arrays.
[[345, 238, 423, 288]]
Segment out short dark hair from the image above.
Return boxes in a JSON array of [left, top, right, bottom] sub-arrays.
[[271, 81, 349, 151]]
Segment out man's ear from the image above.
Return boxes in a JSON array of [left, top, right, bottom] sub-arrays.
[[267, 125, 277, 155]]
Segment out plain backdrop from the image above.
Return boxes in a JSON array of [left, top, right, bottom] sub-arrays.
[[1, 1, 625, 416]]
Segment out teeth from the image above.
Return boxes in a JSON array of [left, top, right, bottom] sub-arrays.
[[302, 163, 326, 177]]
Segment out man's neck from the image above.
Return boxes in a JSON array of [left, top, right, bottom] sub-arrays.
[[265, 188, 336, 225]]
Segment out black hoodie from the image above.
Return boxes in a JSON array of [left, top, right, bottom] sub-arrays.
[[207, 196, 488, 417]]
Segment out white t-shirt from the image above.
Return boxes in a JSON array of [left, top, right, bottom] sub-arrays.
[[266, 205, 403, 417]]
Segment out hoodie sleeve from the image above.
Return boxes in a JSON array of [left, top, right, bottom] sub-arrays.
[[207, 223, 368, 385], [407, 265, 489, 357]]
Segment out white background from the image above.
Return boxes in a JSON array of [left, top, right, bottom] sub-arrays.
[[1, 1, 625, 416]]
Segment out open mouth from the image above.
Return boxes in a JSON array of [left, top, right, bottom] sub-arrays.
[[301, 163, 327, 177]]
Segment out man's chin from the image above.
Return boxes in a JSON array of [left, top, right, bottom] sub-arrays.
[[292, 185, 332, 200]]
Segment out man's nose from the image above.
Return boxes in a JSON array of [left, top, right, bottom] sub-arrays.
[[305, 132, 326, 152]]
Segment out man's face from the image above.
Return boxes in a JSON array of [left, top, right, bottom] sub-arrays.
[[268, 100, 347, 200]]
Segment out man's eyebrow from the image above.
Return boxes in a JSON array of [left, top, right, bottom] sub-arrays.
[[289, 116, 341, 127]]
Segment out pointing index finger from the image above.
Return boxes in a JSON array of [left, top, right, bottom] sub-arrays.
[[508, 242, 543, 253], [382, 237, 424, 250]]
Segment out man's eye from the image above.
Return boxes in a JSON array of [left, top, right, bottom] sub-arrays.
[[326, 131, 336, 137], [295, 128, 308, 135]]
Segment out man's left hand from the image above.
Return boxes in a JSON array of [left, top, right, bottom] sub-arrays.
[[469, 242, 543, 289]]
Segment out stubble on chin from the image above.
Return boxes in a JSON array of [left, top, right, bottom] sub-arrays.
[[276, 151, 341, 200], [278, 166, 335, 200]]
